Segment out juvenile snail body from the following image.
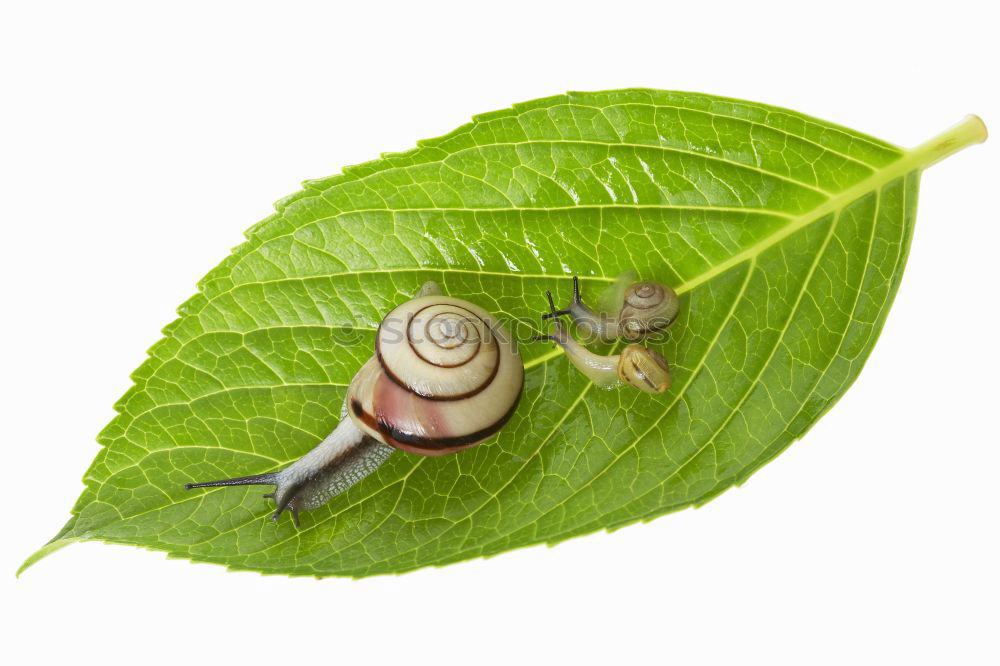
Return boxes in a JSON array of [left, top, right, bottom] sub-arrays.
[[185, 283, 523, 526], [536, 291, 671, 394], [545, 275, 680, 341]]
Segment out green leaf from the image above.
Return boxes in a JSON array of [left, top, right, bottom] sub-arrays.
[[22, 90, 986, 577]]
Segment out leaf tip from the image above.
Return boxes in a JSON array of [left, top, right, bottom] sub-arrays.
[[16, 538, 77, 578]]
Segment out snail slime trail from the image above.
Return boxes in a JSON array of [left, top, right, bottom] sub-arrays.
[[184, 282, 524, 526]]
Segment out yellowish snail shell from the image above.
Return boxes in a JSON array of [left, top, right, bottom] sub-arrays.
[[616, 343, 672, 394], [185, 282, 523, 526]]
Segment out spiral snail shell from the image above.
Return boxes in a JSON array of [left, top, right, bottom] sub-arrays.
[[545, 275, 680, 341], [185, 282, 523, 526], [350, 294, 523, 455]]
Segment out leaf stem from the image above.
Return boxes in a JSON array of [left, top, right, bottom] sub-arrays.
[[908, 115, 988, 170]]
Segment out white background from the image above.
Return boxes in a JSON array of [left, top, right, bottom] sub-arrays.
[[2, 1, 997, 664]]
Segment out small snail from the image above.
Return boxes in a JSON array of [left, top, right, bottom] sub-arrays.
[[535, 291, 671, 394], [544, 274, 680, 341], [185, 282, 523, 526]]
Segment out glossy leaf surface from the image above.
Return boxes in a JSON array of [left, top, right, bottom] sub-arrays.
[[24, 90, 986, 577]]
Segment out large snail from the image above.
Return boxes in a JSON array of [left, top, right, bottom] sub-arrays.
[[544, 274, 680, 341], [185, 282, 523, 526], [535, 290, 671, 394]]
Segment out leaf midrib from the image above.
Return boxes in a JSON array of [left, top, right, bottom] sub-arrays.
[[524, 145, 927, 373], [214, 143, 920, 323], [673, 147, 925, 295]]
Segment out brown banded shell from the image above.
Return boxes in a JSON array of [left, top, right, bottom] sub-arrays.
[[348, 295, 523, 456], [616, 343, 671, 394], [619, 282, 680, 340]]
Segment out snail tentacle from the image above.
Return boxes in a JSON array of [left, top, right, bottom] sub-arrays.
[[184, 414, 394, 526], [185, 473, 277, 489], [544, 277, 618, 341], [539, 290, 621, 387], [541, 279, 581, 320]]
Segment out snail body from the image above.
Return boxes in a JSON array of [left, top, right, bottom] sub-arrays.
[[185, 283, 523, 525], [546, 275, 680, 341], [536, 290, 671, 395]]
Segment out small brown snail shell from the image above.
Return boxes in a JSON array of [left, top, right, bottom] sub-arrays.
[[184, 282, 523, 526], [545, 275, 680, 341]]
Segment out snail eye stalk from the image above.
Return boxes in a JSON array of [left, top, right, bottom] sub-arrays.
[[184, 472, 304, 526], [540, 278, 585, 321], [541, 289, 571, 320], [184, 473, 277, 490]]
